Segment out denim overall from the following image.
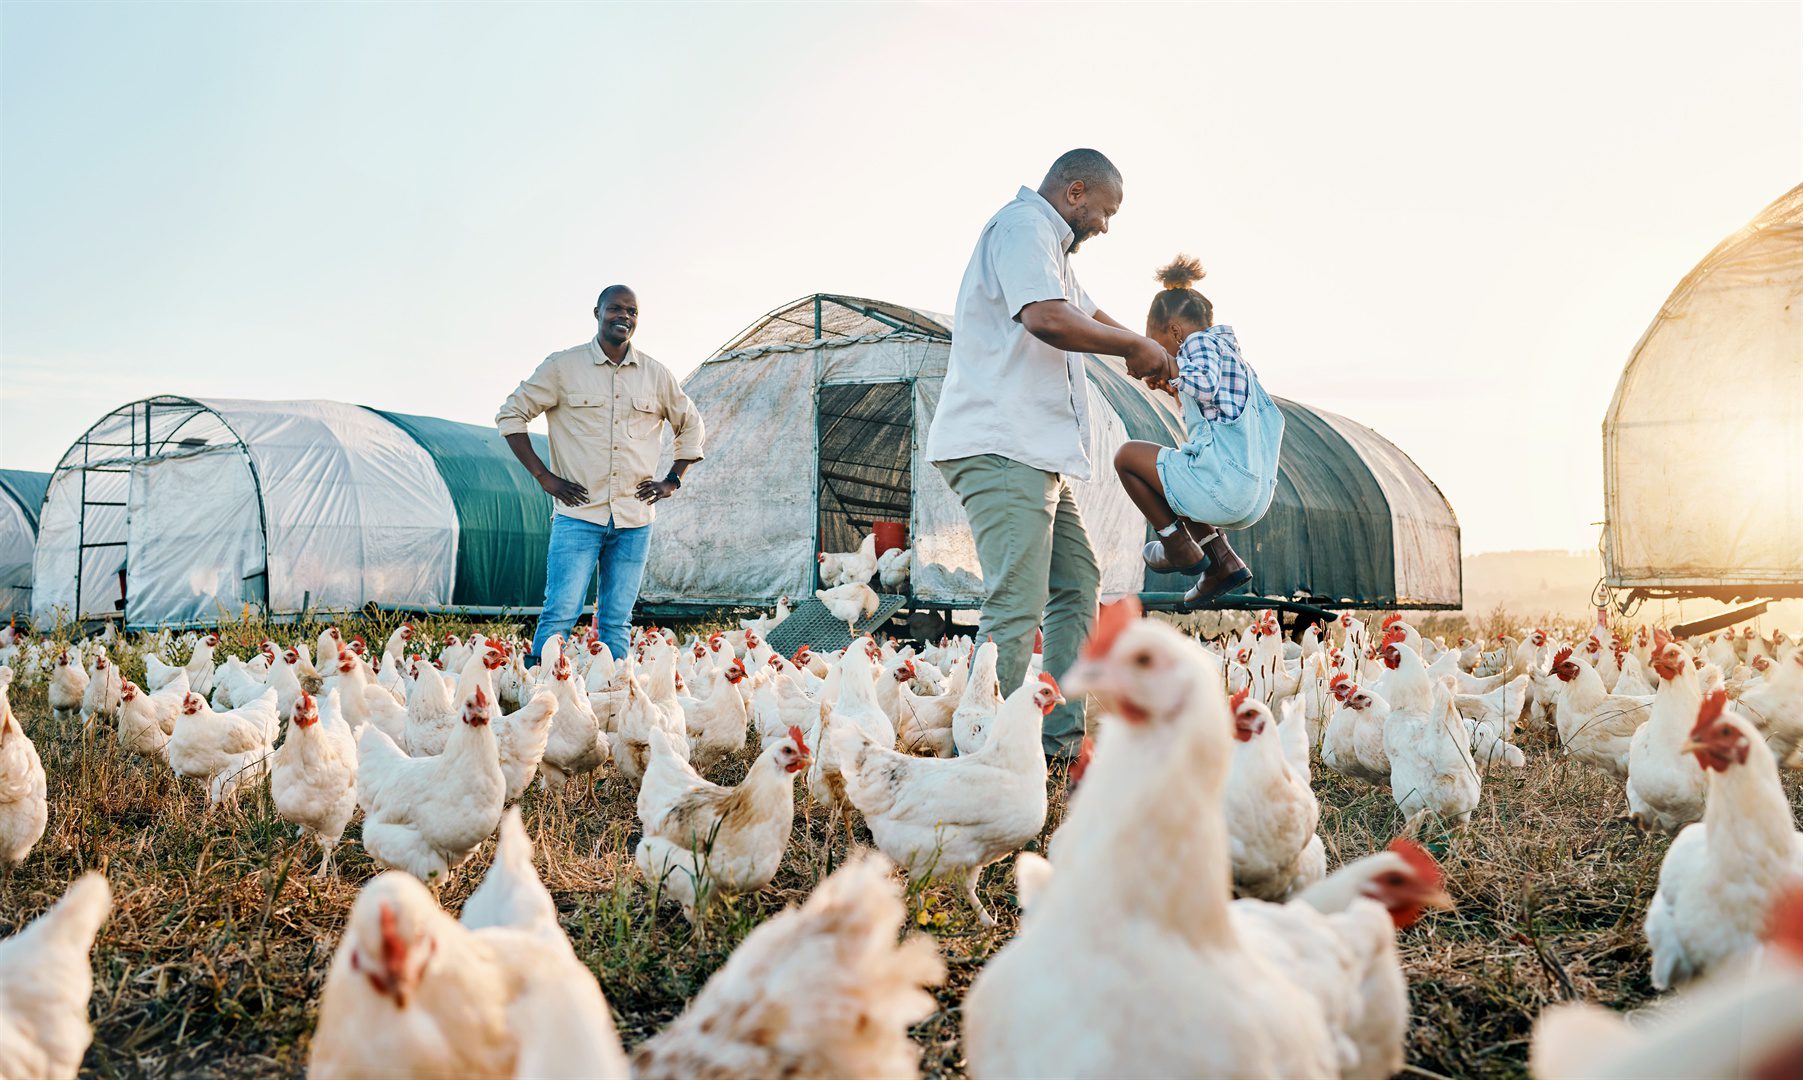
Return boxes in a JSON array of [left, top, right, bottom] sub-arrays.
[[1156, 372, 1285, 530]]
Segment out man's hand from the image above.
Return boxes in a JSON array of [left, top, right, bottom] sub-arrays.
[[1123, 336, 1174, 381], [538, 472, 588, 507], [636, 478, 678, 504]]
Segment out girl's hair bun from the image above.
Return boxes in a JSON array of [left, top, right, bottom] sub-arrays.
[[1155, 254, 1206, 291]]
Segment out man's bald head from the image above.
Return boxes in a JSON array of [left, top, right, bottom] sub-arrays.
[[1040, 148, 1121, 193], [1036, 149, 1123, 253]]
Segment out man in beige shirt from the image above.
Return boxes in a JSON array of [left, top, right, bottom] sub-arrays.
[[497, 285, 705, 663]]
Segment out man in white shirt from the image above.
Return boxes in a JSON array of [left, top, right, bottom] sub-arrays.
[[925, 149, 1172, 757]]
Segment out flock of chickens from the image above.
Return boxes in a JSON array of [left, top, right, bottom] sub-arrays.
[[1, 581, 1802, 1077]]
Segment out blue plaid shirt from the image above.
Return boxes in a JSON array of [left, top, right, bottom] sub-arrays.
[[1171, 325, 1250, 421]]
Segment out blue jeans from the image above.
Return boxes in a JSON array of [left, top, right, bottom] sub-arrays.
[[530, 514, 652, 664]]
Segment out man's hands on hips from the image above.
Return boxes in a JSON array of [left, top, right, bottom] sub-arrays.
[[636, 478, 678, 504], [537, 472, 589, 507]]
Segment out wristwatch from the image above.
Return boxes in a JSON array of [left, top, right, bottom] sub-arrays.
[[664, 472, 682, 490]]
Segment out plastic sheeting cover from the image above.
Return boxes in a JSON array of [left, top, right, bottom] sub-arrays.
[[201, 399, 459, 613], [1604, 184, 1803, 590], [373, 409, 554, 610], [1317, 408, 1461, 606], [125, 449, 261, 625]]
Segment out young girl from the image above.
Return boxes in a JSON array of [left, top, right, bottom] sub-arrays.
[[1112, 256, 1284, 609]]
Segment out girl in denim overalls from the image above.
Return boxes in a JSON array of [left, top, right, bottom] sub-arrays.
[[1113, 256, 1284, 609]]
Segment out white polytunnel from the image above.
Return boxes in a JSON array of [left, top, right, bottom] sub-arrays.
[[32, 397, 461, 626], [1604, 183, 1803, 602]]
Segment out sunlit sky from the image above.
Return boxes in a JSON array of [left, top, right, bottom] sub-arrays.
[[2, 2, 1797, 555]]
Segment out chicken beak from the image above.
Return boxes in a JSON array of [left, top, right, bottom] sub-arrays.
[[1059, 658, 1111, 698], [1421, 887, 1456, 912], [1679, 738, 1706, 756]]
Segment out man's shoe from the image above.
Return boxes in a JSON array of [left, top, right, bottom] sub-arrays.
[[1182, 532, 1253, 609], [1141, 524, 1208, 575]]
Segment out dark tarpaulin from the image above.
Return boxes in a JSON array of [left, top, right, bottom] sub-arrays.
[[0, 470, 50, 532], [371, 410, 554, 609]]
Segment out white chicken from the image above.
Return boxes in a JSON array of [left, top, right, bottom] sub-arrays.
[[309, 869, 627, 1079], [166, 688, 279, 791], [1225, 693, 1326, 900], [1548, 646, 1654, 780], [951, 637, 1005, 754], [964, 601, 1339, 1077], [144, 632, 218, 696], [815, 581, 881, 633], [493, 688, 557, 802], [1323, 678, 1394, 787], [540, 644, 610, 790], [807, 639, 895, 817], [836, 673, 1062, 925], [1229, 839, 1452, 1080], [1, 670, 48, 870], [78, 652, 122, 729], [679, 654, 749, 771], [1624, 637, 1707, 835], [270, 690, 359, 876], [1644, 689, 1803, 989], [401, 655, 457, 757], [1386, 676, 1482, 829], [1739, 644, 1803, 766], [0, 874, 112, 1080], [357, 682, 507, 883], [817, 531, 879, 589], [631, 853, 943, 1080], [1455, 673, 1530, 769], [876, 545, 912, 591], [634, 724, 811, 920], [115, 672, 187, 761]]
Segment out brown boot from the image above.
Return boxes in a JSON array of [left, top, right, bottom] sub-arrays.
[[1141, 522, 1208, 575], [1182, 530, 1253, 609]]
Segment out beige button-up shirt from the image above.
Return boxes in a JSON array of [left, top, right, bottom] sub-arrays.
[[496, 338, 705, 528]]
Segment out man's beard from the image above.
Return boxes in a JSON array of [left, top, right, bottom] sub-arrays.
[[1067, 230, 1095, 254]]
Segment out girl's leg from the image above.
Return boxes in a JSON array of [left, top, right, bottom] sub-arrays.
[[1114, 441, 1206, 574], [1113, 441, 1177, 530]]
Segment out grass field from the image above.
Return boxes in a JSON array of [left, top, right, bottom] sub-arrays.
[[3, 612, 1799, 1079]]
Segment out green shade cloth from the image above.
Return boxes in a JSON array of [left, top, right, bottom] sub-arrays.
[[370, 409, 554, 610]]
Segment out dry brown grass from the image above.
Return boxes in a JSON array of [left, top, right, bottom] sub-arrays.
[[2, 614, 1799, 1079]]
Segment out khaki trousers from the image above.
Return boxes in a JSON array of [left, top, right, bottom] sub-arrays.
[[936, 454, 1099, 756]]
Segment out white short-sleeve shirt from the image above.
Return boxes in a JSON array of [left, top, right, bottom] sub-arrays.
[[925, 186, 1098, 480]]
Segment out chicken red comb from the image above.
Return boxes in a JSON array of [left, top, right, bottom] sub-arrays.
[[1653, 627, 1672, 649], [1691, 688, 1729, 735], [1381, 626, 1407, 647], [297, 689, 314, 708], [788, 724, 810, 756], [1382, 613, 1403, 629], [1767, 885, 1803, 961], [1386, 836, 1444, 890], [1229, 686, 1251, 713], [1551, 646, 1572, 668], [1037, 671, 1062, 700], [1083, 596, 1142, 660], [1330, 672, 1351, 687]]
